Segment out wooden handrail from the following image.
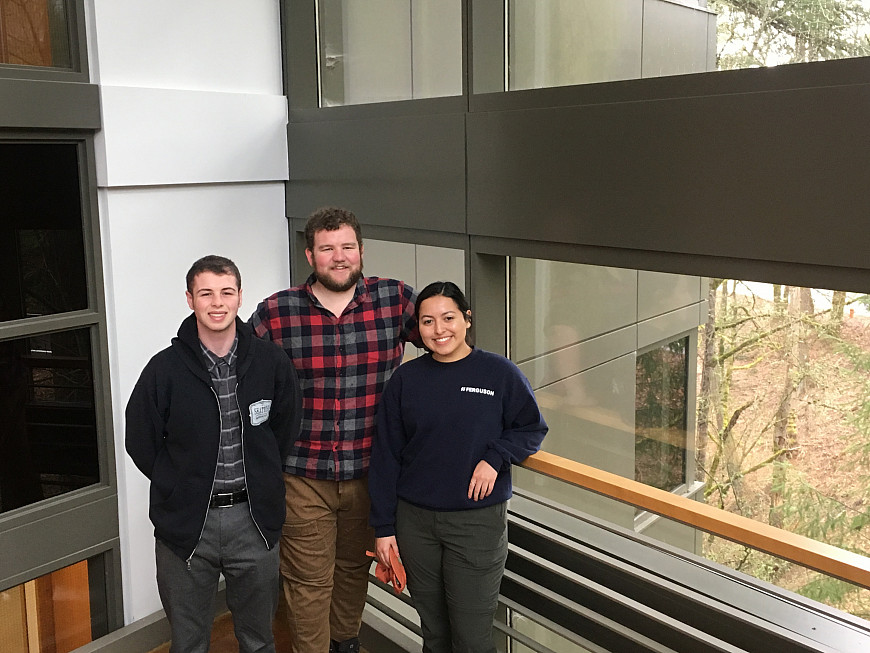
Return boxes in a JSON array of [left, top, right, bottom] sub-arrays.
[[521, 450, 870, 590]]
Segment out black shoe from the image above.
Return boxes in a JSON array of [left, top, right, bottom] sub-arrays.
[[331, 637, 360, 653]]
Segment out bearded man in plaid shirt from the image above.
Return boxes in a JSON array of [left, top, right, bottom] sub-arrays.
[[250, 207, 417, 653]]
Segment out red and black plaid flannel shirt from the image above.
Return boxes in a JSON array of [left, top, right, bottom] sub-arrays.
[[250, 275, 417, 480]]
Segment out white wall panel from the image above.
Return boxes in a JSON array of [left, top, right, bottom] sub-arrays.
[[102, 183, 290, 622], [90, 0, 283, 93], [96, 86, 288, 187]]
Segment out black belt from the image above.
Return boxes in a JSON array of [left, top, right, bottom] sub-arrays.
[[209, 488, 248, 508]]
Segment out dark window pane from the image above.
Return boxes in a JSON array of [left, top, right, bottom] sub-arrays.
[[0, 0, 72, 68], [0, 327, 99, 513], [0, 143, 87, 321], [635, 336, 689, 491]]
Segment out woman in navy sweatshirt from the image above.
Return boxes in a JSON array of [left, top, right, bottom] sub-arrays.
[[369, 281, 548, 653]]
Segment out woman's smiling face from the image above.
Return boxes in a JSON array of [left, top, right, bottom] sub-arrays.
[[418, 294, 472, 363]]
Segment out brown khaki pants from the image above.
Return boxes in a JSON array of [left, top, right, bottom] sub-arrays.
[[280, 474, 374, 652]]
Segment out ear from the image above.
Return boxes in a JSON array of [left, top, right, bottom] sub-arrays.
[[465, 310, 472, 324], [305, 248, 314, 267], [186, 291, 194, 311], [238, 288, 243, 308]]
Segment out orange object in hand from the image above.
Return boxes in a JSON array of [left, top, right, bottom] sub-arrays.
[[366, 548, 406, 594]]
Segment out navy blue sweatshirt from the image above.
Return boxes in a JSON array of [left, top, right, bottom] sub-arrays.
[[369, 348, 547, 538]]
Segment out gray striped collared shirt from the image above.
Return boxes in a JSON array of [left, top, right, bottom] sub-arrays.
[[200, 336, 245, 493]]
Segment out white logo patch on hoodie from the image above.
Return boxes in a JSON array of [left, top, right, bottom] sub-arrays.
[[249, 399, 272, 426]]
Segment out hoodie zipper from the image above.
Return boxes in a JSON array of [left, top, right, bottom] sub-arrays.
[[237, 382, 270, 550], [186, 386, 222, 570]]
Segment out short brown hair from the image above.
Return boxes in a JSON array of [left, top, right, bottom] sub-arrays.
[[185, 255, 241, 293], [304, 206, 363, 251]]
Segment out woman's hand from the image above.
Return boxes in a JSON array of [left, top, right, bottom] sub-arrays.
[[468, 460, 498, 501], [375, 535, 399, 568]]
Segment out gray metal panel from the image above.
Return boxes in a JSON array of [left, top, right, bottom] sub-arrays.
[[512, 258, 638, 362], [641, 0, 712, 78], [0, 492, 119, 590], [287, 112, 466, 232], [470, 0, 505, 94], [638, 270, 702, 321], [363, 239, 418, 287], [517, 325, 636, 390], [637, 305, 699, 350], [467, 81, 870, 273], [516, 353, 638, 528], [508, 0, 643, 90], [416, 245, 466, 290], [0, 78, 100, 129], [283, 0, 319, 109]]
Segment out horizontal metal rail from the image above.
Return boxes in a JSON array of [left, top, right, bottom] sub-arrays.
[[521, 450, 870, 590]]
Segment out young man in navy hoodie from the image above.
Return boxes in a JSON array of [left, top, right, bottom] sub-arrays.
[[126, 255, 302, 653]]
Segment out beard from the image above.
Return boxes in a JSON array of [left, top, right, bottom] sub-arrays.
[[314, 266, 363, 293]]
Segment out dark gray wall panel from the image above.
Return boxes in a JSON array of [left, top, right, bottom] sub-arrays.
[[0, 491, 118, 590], [0, 79, 100, 129], [467, 82, 870, 272], [287, 112, 466, 232]]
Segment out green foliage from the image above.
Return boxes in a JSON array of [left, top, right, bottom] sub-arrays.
[[711, 0, 870, 69], [799, 575, 856, 604]]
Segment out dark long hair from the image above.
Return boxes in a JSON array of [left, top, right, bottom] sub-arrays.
[[415, 281, 473, 349]]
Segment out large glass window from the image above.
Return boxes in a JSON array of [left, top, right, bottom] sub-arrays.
[[696, 280, 870, 613], [505, 0, 715, 90], [0, 0, 72, 68], [317, 0, 462, 106], [1, 143, 87, 321], [509, 255, 870, 615], [0, 142, 100, 514], [510, 257, 702, 532], [480, 0, 870, 93], [635, 336, 689, 492], [0, 327, 99, 513]]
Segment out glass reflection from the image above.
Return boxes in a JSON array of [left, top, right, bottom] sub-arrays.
[[0, 0, 72, 68], [0, 143, 87, 321], [497, 0, 870, 93], [0, 327, 99, 513], [0, 558, 100, 652], [635, 337, 688, 492], [317, 0, 462, 106]]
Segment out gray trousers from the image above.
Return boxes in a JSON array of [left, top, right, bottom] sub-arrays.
[[156, 502, 280, 653], [396, 500, 508, 653]]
